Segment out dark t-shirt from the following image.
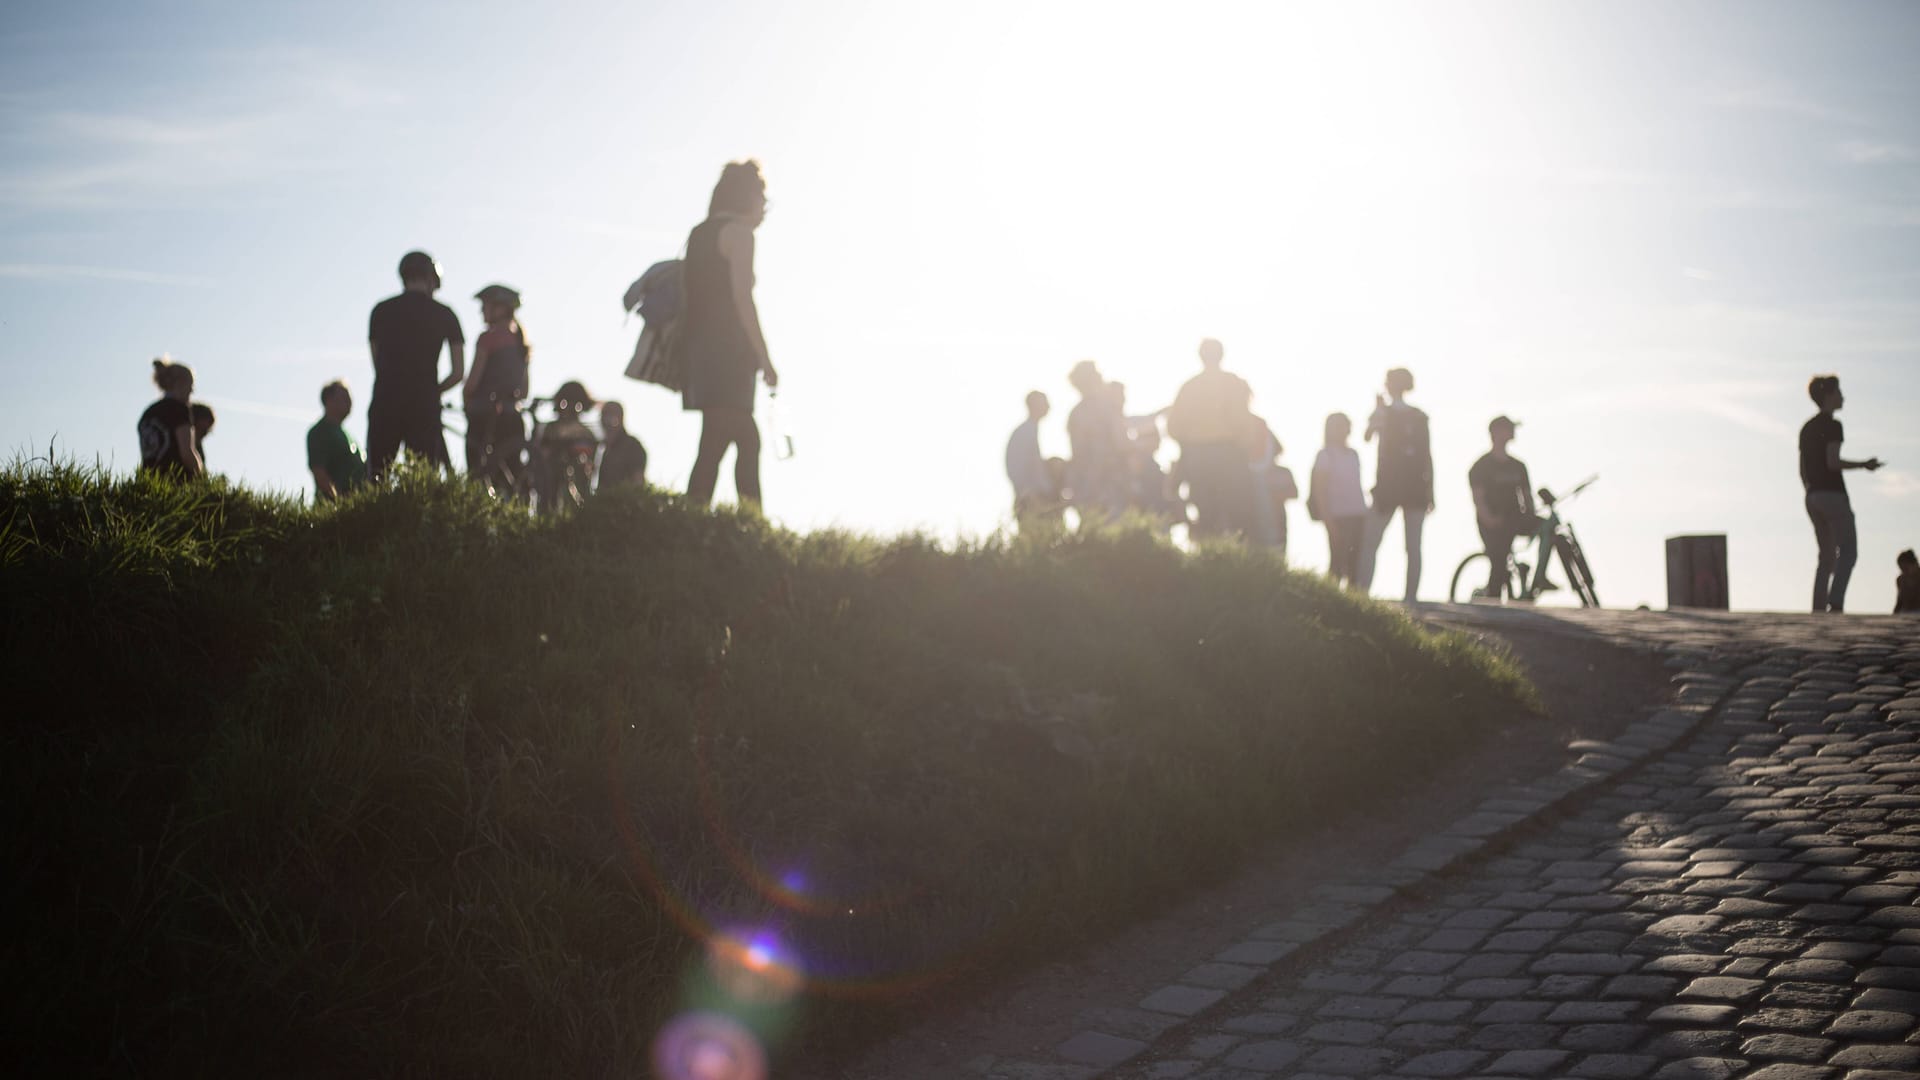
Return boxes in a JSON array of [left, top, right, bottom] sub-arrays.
[[368, 292, 464, 411], [597, 432, 648, 492], [306, 418, 367, 499], [1468, 452, 1532, 527], [138, 397, 194, 476], [1799, 415, 1845, 494]]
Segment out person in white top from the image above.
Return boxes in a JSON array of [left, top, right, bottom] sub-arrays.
[[1309, 412, 1370, 587], [1006, 391, 1059, 534]]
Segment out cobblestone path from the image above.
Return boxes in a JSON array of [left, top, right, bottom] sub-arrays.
[[1080, 611, 1920, 1080]]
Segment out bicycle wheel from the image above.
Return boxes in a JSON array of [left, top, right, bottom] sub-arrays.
[[1450, 552, 1513, 603], [1558, 538, 1600, 608]]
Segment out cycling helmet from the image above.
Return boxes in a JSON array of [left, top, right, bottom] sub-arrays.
[[474, 284, 521, 308], [398, 250, 442, 288]]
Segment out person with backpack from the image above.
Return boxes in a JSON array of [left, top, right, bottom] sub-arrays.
[[1355, 367, 1433, 602], [138, 357, 204, 479], [682, 161, 777, 508], [366, 250, 464, 478], [465, 284, 530, 498]]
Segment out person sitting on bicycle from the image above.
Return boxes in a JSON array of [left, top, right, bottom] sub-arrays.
[[1468, 415, 1548, 599], [465, 284, 530, 497], [530, 379, 599, 513]]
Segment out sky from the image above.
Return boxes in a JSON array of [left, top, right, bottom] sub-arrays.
[[3, 0, 1917, 612]]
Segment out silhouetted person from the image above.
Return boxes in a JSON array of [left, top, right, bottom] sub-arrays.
[[1006, 390, 1058, 532], [1065, 361, 1127, 523], [139, 357, 204, 479], [1124, 420, 1183, 534], [1801, 375, 1882, 613], [1166, 338, 1255, 540], [1310, 412, 1368, 587], [308, 380, 367, 502], [1356, 367, 1432, 601], [465, 283, 530, 497], [1249, 420, 1296, 555], [367, 250, 464, 477], [533, 380, 598, 513], [1896, 550, 1920, 614], [683, 161, 777, 508], [596, 401, 648, 492], [1468, 415, 1538, 600]]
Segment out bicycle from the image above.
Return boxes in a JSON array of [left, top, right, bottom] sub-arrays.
[[444, 399, 531, 503], [1448, 475, 1601, 607]]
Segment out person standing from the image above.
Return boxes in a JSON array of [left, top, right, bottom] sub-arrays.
[[367, 250, 464, 478], [1006, 390, 1059, 533], [683, 161, 777, 508], [1165, 338, 1255, 540], [1355, 367, 1433, 601], [1467, 415, 1538, 601], [1800, 374, 1882, 613], [308, 380, 368, 502], [596, 401, 648, 492], [1309, 412, 1368, 587], [1895, 550, 1920, 615], [1248, 419, 1296, 555], [138, 357, 204, 480], [1065, 362, 1127, 524], [465, 284, 530, 497]]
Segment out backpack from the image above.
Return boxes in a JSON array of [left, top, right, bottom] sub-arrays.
[[622, 260, 686, 391]]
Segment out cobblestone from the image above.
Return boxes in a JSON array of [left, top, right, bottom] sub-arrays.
[[1087, 611, 1920, 1079]]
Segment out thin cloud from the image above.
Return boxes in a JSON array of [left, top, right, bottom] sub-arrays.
[[1698, 85, 1866, 127], [0, 262, 212, 286], [1681, 266, 1716, 282], [1837, 140, 1917, 165]]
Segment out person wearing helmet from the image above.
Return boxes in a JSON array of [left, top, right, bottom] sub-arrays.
[[366, 250, 465, 477], [530, 380, 599, 514], [464, 284, 530, 498]]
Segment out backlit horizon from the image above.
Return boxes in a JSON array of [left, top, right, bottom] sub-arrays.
[[5, 0, 1917, 611]]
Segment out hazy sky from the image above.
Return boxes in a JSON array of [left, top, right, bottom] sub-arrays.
[[4, 0, 1917, 612]]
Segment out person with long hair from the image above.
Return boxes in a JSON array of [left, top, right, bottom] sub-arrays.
[[682, 160, 777, 507], [138, 357, 204, 479], [465, 284, 530, 497]]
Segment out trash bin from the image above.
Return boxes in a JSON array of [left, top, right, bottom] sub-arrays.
[[1667, 534, 1729, 610]]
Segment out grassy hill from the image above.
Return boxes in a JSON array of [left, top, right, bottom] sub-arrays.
[[1, 464, 1532, 1077]]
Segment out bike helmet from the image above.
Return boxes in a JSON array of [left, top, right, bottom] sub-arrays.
[[474, 284, 521, 308], [398, 250, 442, 288]]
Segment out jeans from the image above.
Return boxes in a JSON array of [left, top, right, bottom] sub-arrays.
[[1805, 490, 1857, 612], [1356, 504, 1425, 601]]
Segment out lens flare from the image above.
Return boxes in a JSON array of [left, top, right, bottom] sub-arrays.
[[651, 1012, 767, 1080], [707, 927, 805, 1006]]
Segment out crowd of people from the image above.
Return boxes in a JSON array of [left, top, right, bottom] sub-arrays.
[[1005, 361, 1914, 615], [123, 158, 1911, 615], [134, 161, 774, 514]]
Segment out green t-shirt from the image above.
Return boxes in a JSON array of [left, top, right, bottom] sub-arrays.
[[306, 418, 367, 500]]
